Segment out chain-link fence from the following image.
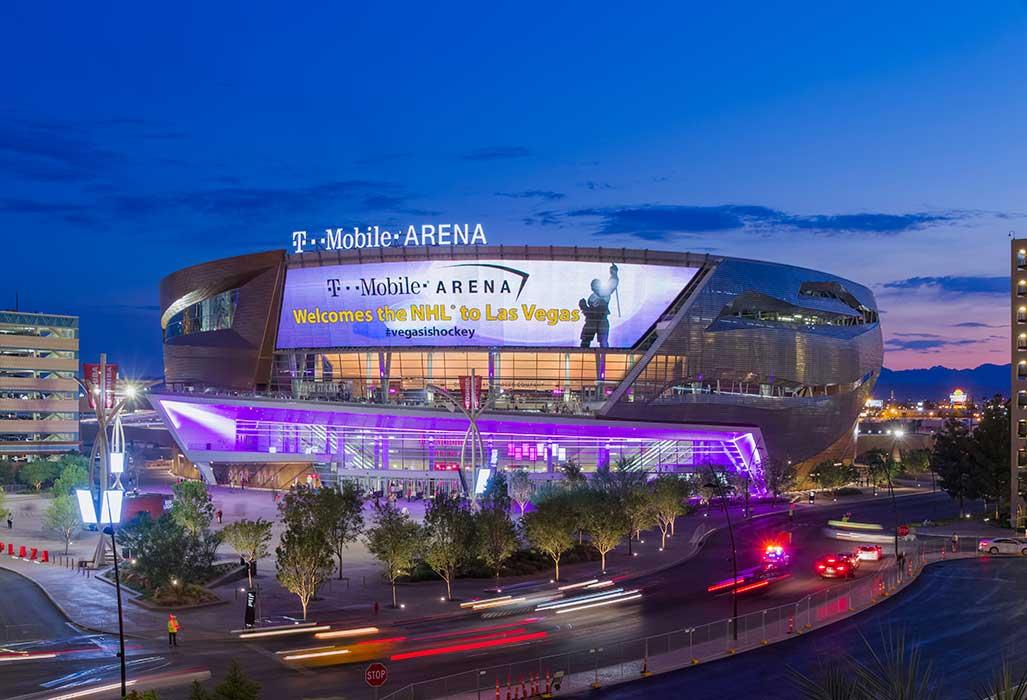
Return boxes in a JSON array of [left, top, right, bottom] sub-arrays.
[[380, 542, 981, 700]]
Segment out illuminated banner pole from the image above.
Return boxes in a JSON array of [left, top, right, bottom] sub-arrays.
[[428, 371, 487, 503]]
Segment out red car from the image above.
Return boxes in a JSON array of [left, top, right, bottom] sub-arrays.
[[815, 553, 859, 579]]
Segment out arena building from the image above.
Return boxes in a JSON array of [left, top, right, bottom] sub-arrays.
[[151, 244, 882, 496]]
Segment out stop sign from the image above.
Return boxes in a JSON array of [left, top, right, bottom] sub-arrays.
[[365, 662, 388, 687], [898, 524, 910, 537]]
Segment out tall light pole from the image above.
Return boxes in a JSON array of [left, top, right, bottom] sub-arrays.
[[707, 464, 739, 641]]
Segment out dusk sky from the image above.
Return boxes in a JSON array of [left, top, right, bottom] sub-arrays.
[[2, 3, 1024, 377]]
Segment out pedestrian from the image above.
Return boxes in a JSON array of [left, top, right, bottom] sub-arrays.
[[808, 490, 815, 505], [951, 533, 959, 553], [216, 509, 223, 524], [167, 613, 180, 647], [6, 512, 11, 529], [373, 600, 379, 617]]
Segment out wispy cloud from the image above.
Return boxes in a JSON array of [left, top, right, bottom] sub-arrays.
[[881, 276, 1008, 295], [537, 204, 965, 240], [579, 181, 614, 191], [495, 190, 565, 201], [950, 321, 1004, 328], [884, 337, 980, 351], [461, 146, 531, 161]]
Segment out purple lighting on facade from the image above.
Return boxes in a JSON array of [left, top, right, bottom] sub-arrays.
[[149, 394, 766, 479]]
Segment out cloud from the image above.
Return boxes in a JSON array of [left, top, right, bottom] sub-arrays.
[[0, 119, 122, 182], [0, 198, 94, 225], [547, 204, 964, 241], [113, 180, 396, 218], [461, 146, 531, 161], [495, 190, 565, 201], [881, 276, 1008, 295], [523, 210, 564, 227], [580, 181, 615, 191], [884, 337, 980, 351], [950, 321, 1004, 328], [362, 193, 442, 217]]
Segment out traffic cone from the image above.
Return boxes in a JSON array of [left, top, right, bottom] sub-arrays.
[[495, 680, 500, 700], [520, 677, 526, 697], [505, 682, 511, 700], [787, 617, 794, 634], [543, 671, 552, 698], [532, 673, 539, 696]]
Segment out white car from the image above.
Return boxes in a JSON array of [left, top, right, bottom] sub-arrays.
[[856, 545, 883, 561], [978, 538, 1027, 556]]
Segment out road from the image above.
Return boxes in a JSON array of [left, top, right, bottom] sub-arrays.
[[584, 556, 1027, 699], [1, 492, 964, 699]]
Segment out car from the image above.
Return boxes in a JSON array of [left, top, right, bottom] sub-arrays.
[[978, 538, 1027, 556], [856, 545, 883, 561], [761, 544, 791, 569], [815, 553, 859, 578]]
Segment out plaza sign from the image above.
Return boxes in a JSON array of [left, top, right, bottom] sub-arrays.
[[291, 224, 487, 254]]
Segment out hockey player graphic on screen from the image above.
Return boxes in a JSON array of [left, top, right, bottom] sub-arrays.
[[578, 263, 619, 348]]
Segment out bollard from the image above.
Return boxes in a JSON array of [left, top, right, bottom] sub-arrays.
[[30, 547, 37, 561], [495, 679, 500, 700], [7, 543, 12, 556], [18, 545, 26, 559], [787, 616, 794, 634], [641, 638, 652, 676], [41, 550, 48, 563], [543, 672, 552, 699]]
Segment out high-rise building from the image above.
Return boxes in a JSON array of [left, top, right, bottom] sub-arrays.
[[0, 310, 80, 457], [1012, 240, 1027, 526]]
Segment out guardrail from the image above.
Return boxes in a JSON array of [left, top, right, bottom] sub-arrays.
[[380, 542, 979, 700]]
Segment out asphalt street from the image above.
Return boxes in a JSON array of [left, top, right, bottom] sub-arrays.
[[584, 556, 1027, 700], [0, 492, 969, 699]]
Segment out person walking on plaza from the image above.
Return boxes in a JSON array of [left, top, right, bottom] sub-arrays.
[[5, 511, 11, 529], [167, 613, 180, 647], [216, 509, 223, 524], [951, 533, 959, 553]]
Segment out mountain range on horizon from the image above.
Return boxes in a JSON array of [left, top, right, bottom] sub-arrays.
[[875, 363, 1009, 402]]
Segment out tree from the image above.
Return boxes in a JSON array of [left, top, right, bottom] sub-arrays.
[[475, 503, 518, 581], [560, 460, 585, 486], [508, 469, 532, 516], [276, 517, 332, 620], [763, 458, 797, 497], [810, 460, 856, 491], [422, 496, 474, 600], [221, 519, 272, 588], [276, 485, 332, 619], [582, 488, 629, 573], [480, 471, 512, 513], [622, 477, 657, 554], [651, 476, 691, 548], [931, 417, 980, 516], [187, 660, 260, 700], [52, 455, 89, 495], [522, 494, 575, 581], [903, 448, 932, 475], [171, 480, 214, 537], [44, 493, 80, 554], [365, 501, 421, 608], [125, 691, 161, 700], [118, 513, 219, 589], [317, 482, 365, 580], [970, 396, 1010, 520], [0, 486, 7, 524], [593, 468, 648, 554], [19, 459, 59, 491]]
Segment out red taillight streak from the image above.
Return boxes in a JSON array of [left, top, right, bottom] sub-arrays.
[[707, 576, 746, 592], [411, 621, 527, 642], [354, 637, 407, 646], [734, 580, 770, 594], [390, 631, 548, 661]]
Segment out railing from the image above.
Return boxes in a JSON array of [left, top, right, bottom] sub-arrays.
[[380, 542, 978, 700]]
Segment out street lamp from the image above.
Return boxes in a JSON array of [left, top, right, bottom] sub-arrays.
[[706, 465, 739, 641], [76, 489, 127, 698]]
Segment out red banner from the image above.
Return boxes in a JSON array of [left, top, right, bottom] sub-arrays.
[[83, 363, 118, 410], [459, 374, 482, 412]]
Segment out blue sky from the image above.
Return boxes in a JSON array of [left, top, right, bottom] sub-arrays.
[[2, 2, 1024, 376]]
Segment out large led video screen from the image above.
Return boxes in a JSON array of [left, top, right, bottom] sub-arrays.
[[276, 259, 698, 349]]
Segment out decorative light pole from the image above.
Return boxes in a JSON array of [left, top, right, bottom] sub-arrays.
[[74, 354, 146, 567], [427, 369, 487, 503]]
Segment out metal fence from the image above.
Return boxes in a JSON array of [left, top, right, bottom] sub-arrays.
[[381, 541, 980, 700]]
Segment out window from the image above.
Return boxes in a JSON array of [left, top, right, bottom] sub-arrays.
[[1019, 307, 1027, 324], [1019, 420, 1027, 439], [165, 289, 239, 340], [1019, 280, 1027, 297], [1018, 361, 1027, 380], [1019, 249, 1027, 268]]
